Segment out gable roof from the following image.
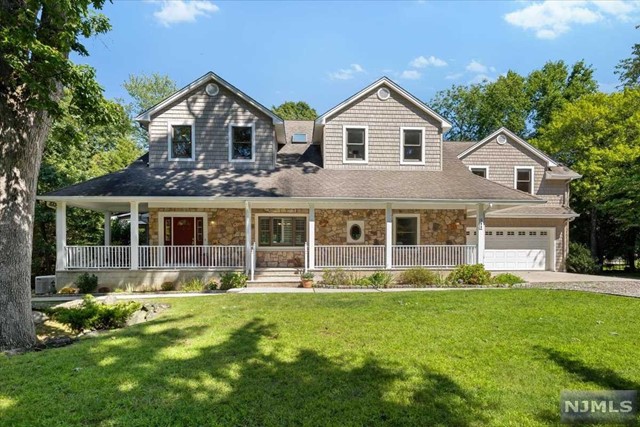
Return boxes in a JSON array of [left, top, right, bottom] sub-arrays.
[[314, 77, 452, 131], [457, 127, 558, 167], [134, 71, 283, 125]]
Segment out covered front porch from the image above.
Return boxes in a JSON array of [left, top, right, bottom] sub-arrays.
[[47, 198, 498, 287]]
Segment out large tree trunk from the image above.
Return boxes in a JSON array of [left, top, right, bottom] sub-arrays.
[[0, 104, 53, 350]]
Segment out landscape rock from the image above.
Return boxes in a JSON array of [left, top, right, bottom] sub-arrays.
[[32, 311, 49, 325]]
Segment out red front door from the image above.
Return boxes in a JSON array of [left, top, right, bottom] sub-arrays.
[[173, 217, 195, 245]]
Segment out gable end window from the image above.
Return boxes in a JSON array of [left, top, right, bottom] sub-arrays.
[[469, 166, 488, 178], [343, 126, 368, 162], [229, 124, 255, 162], [292, 133, 307, 143], [515, 167, 534, 193], [401, 128, 424, 164], [168, 122, 195, 161]]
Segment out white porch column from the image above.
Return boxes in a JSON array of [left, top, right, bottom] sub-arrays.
[[245, 201, 251, 273], [385, 203, 392, 269], [104, 211, 111, 246], [130, 202, 139, 270], [308, 204, 315, 270], [56, 202, 67, 271], [476, 203, 486, 265]]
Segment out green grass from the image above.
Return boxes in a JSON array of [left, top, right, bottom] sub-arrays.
[[2, 290, 640, 426]]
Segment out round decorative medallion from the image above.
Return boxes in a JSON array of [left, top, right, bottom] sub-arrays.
[[205, 83, 219, 96], [496, 134, 507, 145], [377, 87, 390, 101]]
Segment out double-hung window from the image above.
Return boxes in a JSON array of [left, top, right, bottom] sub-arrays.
[[168, 121, 195, 161], [229, 124, 255, 162], [258, 217, 306, 247], [515, 167, 534, 193], [343, 126, 367, 162], [401, 128, 424, 164]]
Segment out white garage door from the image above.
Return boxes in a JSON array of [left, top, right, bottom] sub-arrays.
[[466, 228, 553, 270]]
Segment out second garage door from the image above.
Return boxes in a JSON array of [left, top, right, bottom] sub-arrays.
[[466, 228, 553, 271]]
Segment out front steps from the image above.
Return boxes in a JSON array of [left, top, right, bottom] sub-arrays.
[[247, 268, 302, 288]]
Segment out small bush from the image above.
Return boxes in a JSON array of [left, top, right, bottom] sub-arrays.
[[180, 278, 205, 292], [345, 272, 371, 287], [321, 268, 349, 287], [566, 242, 598, 274], [57, 286, 78, 295], [367, 271, 394, 288], [97, 286, 111, 293], [75, 273, 98, 294], [160, 282, 176, 292], [204, 279, 218, 291], [448, 264, 491, 286], [219, 272, 248, 290], [52, 295, 141, 333], [397, 267, 438, 287], [492, 273, 525, 286]]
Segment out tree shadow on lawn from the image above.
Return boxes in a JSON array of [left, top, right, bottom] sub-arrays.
[[534, 346, 640, 425], [2, 317, 488, 426]]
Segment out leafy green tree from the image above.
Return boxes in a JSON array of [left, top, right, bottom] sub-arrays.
[[430, 84, 484, 141], [122, 73, 177, 148], [33, 92, 141, 279], [533, 90, 640, 262], [0, 0, 112, 350], [616, 25, 640, 89], [271, 101, 317, 120]]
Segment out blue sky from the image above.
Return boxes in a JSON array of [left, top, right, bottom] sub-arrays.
[[76, 0, 640, 113]]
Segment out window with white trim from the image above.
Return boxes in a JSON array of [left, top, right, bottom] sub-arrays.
[[292, 133, 307, 143], [230, 125, 254, 161], [344, 127, 367, 161], [394, 216, 419, 245], [470, 167, 488, 178], [516, 168, 533, 193], [258, 217, 306, 247], [401, 128, 423, 163], [168, 124, 194, 160]]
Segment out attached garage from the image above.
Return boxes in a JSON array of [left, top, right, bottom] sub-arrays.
[[466, 227, 555, 271]]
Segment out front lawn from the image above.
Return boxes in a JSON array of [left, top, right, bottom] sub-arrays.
[[1, 290, 639, 426]]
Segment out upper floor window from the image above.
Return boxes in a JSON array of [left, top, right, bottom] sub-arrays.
[[292, 133, 307, 144], [401, 127, 424, 164], [343, 126, 368, 163], [168, 121, 195, 161], [469, 166, 488, 178], [229, 124, 255, 162], [515, 167, 534, 193]]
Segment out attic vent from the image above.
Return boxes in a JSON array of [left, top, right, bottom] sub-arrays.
[[496, 134, 507, 145], [377, 87, 390, 100], [205, 83, 219, 96], [292, 133, 307, 143]]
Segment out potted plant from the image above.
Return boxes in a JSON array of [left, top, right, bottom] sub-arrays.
[[300, 272, 314, 288]]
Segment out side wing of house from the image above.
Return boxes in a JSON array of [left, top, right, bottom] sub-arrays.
[[140, 73, 282, 170], [316, 78, 450, 171]]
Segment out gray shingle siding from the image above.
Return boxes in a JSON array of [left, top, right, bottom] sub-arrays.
[[148, 85, 275, 170], [323, 85, 443, 170]]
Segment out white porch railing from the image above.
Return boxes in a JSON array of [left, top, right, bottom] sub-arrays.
[[65, 246, 131, 269], [139, 245, 245, 269], [315, 245, 386, 268], [392, 245, 476, 268]]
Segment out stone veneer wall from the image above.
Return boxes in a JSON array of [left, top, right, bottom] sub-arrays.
[[395, 209, 467, 245], [315, 209, 386, 245], [148, 208, 245, 245]]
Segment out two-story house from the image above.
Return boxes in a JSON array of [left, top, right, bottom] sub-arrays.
[[39, 72, 580, 288]]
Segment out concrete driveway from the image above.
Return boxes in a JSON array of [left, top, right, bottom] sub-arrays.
[[506, 271, 638, 283]]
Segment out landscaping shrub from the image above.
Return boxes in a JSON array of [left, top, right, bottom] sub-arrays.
[[447, 264, 491, 286], [75, 273, 98, 294], [492, 273, 525, 286], [321, 268, 349, 287], [97, 286, 111, 293], [204, 279, 218, 291], [397, 267, 438, 287], [161, 282, 176, 292], [345, 272, 371, 287], [57, 286, 78, 295], [52, 295, 141, 333], [566, 242, 598, 274], [180, 278, 206, 292], [219, 272, 248, 290], [367, 271, 394, 288]]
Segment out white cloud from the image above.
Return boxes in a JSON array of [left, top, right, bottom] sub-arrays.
[[152, 0, 219, 27], [504, 0, 640, 39], [409, 55, 448, 68], [468, 74, 494, 84], [445, 73, 463, 80], [400, 70, 422, 80], [466, 60, 489, 73], [328, 64, 366, 80]]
